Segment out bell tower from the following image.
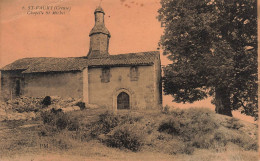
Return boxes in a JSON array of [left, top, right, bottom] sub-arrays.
[[87, 6, 111, 58]]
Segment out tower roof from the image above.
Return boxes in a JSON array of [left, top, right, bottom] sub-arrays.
[[89, 6, 110, 37], [94, 6, 105, 14], [89, 25, 111, 37]]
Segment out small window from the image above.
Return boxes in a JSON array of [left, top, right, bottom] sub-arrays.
[[130, 66, 139, 81], [101, 68, 111, 83]]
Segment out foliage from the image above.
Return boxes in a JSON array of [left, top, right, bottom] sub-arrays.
[[88, 111, 142, 138], [158, 0, 257, 118], [40, 109, 79, 131], [162, 105, 171, 114], [105, 123, 146, 152], [158, 108, 257, 151], [38, 108, 257, 153], [159, 108, 218, 142], [84, 111, 146, 151], [88, 112, 121, 137], [225, 118, 244, 130], [42, 96, 51, 106], [75, 101, 86, 110]]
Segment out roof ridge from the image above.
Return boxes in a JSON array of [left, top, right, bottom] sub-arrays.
[[21, 57, 80, 59], [112, 51, 160, 56]]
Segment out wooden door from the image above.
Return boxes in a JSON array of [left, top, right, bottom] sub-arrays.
[[117, 92, 130, 109]]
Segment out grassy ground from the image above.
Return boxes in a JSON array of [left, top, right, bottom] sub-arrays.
[[0, 107, 258, 161]]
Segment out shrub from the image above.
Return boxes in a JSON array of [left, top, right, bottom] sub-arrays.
[[158, 108, 217, 142], [162, 105, 171, 114], [230, 134, 258, 151], [67, 118, 80, 131], [158, 118, 181, 135], [192, 134, 215, 149], [158, 108, 221, 153], [225, 118, 244, 130], [38, 124, 58, 136], [170, 142, 195, 155], [40, 109, 79, 131], [105, 123, 145, 152], [51, 138, 72, 150], [88, 111, 142, 138], [212, 131, 228, 147], [42, 96, 51, 106], [75, 102, 86, 110], [89, 112, 120, 137], [158, 108, 258, 152]]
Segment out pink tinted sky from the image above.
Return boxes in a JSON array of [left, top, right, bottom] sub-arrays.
[[0, 0, 168, 65], [1, 0, 255, 123]]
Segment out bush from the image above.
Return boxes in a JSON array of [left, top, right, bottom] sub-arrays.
[[170, 142, 195, 155], [42, 96, 51, 106], [162, 105, 171, 114], [158, 118, 181, 135], [105, 123, 145, 152], [230, 134, 258, 151], [157, 108, 225, 154], [158, 108, 218, 142], [88, 112, 120, 137], [40, 109, 79, 131], [67, 118, 80, 131], [51, 138, 72, 150], [75, 102, 86, 110], [225, 118, 244, 130], [88, 111, 142, 138], [212, 131, 228, 147], [38, 124, 58, 136]]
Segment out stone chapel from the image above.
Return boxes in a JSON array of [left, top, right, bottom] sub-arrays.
[[0, 6, 162, 110]]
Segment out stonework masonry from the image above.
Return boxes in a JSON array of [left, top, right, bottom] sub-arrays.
[[1, 71, 83, 99], [87, 64, 161, 110]]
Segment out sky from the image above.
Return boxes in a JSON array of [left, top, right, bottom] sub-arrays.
[[0, 0, 168, 65]]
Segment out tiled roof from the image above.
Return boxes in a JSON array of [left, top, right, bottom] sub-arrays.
[[1, 57, 87, 73], [87, 51, 159, 66], [1, 51, 159, 73]]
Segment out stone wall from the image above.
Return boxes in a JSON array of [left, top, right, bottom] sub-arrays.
[[1, 71, 24, 100], [154, 55, 163, 109], [1, 62, 162, 111], [1, 71, 83, 99], [88, 64, 161, 110], [88, 34, 109, 57]]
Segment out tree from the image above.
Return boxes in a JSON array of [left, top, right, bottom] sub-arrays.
[[158, 0, 257, 118]]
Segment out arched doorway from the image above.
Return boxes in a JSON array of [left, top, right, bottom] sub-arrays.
[[117, 92, 130, 109]]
